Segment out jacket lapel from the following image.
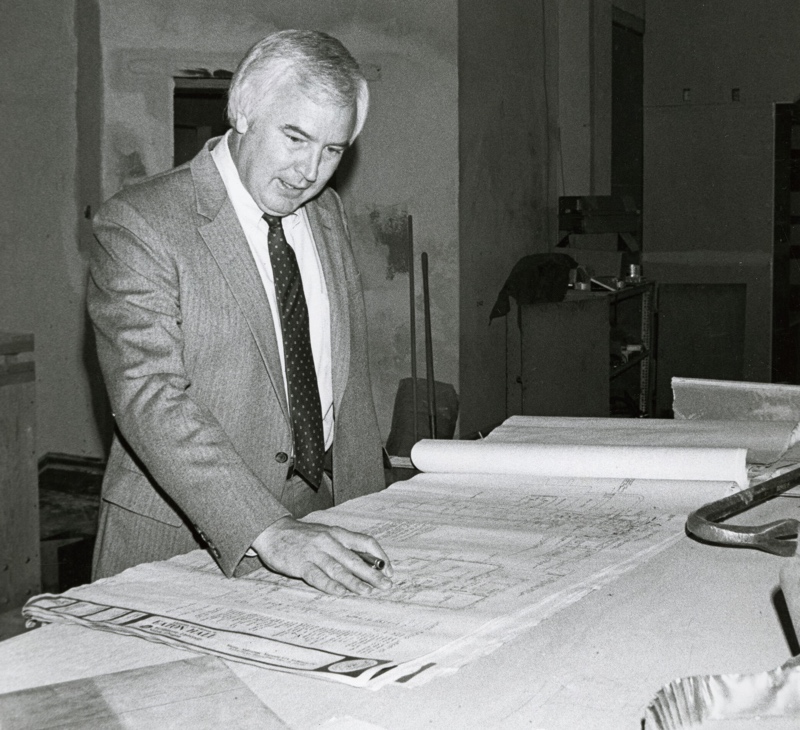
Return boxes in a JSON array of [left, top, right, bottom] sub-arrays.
[[191, 140, 290, 424], [306, 198, 351, 414]]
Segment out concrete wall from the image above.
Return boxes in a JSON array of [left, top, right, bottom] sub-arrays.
[[97, 0, 459, 447], [0, 1, 100, 459], [457, 0, 646, 435], [458, 0, 556, 436], [644, 1, 800, 382]]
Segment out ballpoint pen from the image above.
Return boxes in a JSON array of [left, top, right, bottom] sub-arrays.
[[354, 551, 386, 571]]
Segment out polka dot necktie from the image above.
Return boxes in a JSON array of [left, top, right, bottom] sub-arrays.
[[263, 214, 324, 490]]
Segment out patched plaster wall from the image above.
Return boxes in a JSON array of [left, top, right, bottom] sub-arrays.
[[457, 1, 558, 436], [1, 0, 648, 461], [0, 1, 95, 458]]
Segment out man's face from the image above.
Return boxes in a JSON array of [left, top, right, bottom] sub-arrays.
[[230, 76, 356, 216]]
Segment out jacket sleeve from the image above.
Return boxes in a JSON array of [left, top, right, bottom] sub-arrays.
[[87, 195, 291, 576]]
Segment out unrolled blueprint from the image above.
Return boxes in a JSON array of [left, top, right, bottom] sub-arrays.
[[24, 467, 740, 689]]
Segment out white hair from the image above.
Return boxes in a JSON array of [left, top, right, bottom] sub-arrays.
[[227, 29, 369, 143]]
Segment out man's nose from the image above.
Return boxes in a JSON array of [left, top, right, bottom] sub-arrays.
[[296, 147, 322, 182]]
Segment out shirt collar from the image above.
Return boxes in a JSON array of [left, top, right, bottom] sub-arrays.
[[211, 131, 304, 232]]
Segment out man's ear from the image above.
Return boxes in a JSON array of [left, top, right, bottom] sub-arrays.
[[232, 113, 249, 135]]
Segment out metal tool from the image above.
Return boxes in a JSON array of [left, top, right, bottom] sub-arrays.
[[407, 215, 418, 445], [421, 252, 437, 439], [685, 466, 800, 556]]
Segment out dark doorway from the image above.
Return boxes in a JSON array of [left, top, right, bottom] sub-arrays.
[[173, 78, 230, 167], [773, 101, 800, 383], [655, 284, 747, 417], [611, 12, 644, 242]]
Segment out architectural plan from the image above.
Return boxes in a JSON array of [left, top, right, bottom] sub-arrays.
[[24, 459, 740, 689]]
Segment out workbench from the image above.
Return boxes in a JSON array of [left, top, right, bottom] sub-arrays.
[[1, 493, 797, 729]]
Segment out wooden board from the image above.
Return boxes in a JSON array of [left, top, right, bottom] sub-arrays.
[[0, 332, 39, 609], [0, 655, 287, 730]]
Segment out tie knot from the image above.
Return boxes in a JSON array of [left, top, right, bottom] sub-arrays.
[[262, 213, 283, 231]]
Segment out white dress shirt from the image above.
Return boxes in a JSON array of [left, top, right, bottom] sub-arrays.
[[211, 132, 334, 451]]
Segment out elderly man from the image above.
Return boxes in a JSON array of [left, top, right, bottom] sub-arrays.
[[87, 29, 392, 596]]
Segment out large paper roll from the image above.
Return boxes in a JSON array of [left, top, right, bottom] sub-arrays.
[[410, 440, 749, 487], [487, 415, 797, 465]]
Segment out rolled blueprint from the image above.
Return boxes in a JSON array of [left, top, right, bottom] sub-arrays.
[[487, 415, 798, 465], [410, 440, 749, 488]]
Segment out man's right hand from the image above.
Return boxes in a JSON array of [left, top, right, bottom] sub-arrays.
[[250, 516, 393, 596]]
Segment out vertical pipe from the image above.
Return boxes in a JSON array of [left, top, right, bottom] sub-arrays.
[[408, 215, 418, 445], [422, 252, 437, 439]]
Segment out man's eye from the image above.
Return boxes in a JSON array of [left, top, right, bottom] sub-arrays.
[[286, 134, 303, 144], [326, 147, 344, 156]]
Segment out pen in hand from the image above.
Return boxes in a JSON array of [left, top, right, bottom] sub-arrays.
[[354, 550, 386, 571]]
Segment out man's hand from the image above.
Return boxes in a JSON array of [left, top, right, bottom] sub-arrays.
[[251, 517, 394, 596]]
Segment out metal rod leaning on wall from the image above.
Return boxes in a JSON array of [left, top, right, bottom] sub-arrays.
[[422, 251, 437, 439], [408, 215, 418, 445]]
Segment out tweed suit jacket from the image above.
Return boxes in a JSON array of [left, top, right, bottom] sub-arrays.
[[87, 137, 385, 578]]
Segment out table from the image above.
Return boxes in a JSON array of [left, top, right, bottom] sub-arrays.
[[1, 496, 798, 729]]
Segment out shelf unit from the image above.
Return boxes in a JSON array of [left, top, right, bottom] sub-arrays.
[[511, 281, 656, 418], [605, 281, 656, 416]]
